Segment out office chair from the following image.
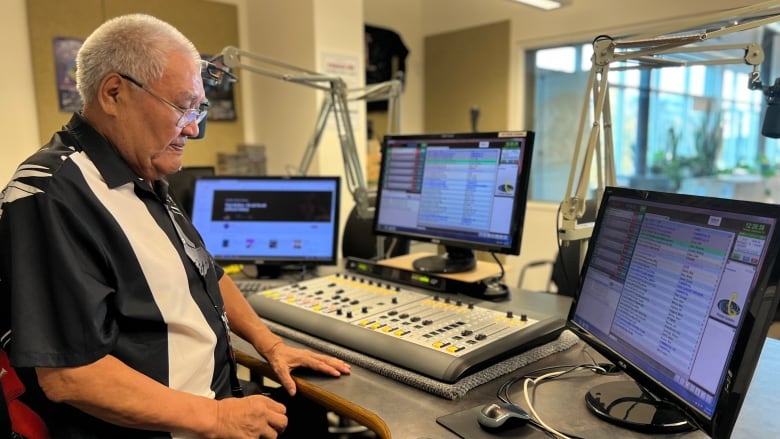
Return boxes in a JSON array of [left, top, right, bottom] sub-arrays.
[[0, 347, 48, 438], [165, 166, 216, 215], [1, 386, 9, 438], [341, 201, 409, 260], [517, 199, 598, 296], [517, 240, 584, 296]]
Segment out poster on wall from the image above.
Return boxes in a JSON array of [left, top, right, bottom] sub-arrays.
[[53, 37, 83, 112], [321, 53, 362, 136]]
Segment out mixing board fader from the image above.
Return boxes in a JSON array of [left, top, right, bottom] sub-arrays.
[[246, 272, 565, 383]]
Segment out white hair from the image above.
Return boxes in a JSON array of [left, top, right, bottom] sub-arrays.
[[76, 14, 201, 107]]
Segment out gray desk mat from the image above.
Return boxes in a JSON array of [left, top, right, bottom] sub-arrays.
[[262, 319, 579, 400]]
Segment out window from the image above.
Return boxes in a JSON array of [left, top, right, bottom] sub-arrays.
[[527, 27, 780, 204]]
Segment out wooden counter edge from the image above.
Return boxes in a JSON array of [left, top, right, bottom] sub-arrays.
[[235, 349, 393, 439]]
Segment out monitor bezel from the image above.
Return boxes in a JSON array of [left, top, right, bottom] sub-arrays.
[[190, 175, 341, 267], [566, 186, 780, 438], [165, 166, 216, 216], [372, 130, 535, 256]]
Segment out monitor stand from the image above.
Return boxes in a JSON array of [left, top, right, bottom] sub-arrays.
[[255, 264, 282, 279], [411, 246, 476, 274], [585, 381, 693, 434], [255, 262, 318, 279]]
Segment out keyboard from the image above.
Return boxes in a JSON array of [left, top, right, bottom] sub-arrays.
[[242, 271, 565, 383], [234, 279, 290, 296]]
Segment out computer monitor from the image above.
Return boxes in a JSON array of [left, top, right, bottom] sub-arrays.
[[567, 186, 780, 438], [373, 131, 535, 274], [165, 166, 216, 215], [190, 176, 340, 277]]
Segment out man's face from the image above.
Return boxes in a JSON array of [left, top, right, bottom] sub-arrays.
[[114, 51, 207, 181]]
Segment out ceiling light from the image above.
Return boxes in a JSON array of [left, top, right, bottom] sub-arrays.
[[510, 0, 570, 11]]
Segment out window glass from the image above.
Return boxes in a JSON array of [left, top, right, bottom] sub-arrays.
[[537, 47, 577, 73], [527, 27, 780, 204]]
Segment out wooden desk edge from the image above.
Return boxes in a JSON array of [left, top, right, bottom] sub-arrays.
[[235, 350, 393, 439]]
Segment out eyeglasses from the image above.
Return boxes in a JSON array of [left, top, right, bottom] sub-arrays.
[[119, 73, 208, 128]]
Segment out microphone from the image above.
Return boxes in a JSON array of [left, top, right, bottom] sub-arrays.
[[470, 106, 480, 132], [192, 58, 237, 140], [762, 78, 780, 138]]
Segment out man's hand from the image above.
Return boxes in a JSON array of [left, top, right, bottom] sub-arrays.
[[217, 274, 351, 395], [211, 394, 288, 439], [263, 343, 351, 396]]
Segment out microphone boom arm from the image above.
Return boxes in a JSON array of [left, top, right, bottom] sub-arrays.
[[217, 46, 375, 217], [561, 0, 780, 251]]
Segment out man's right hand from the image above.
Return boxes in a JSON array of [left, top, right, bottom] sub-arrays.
[[212, 394, 288, 439]]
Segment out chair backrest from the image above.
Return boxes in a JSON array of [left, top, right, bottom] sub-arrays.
[[341, 202, 409, 260], [165, 166, 216, 215], [550, 242, 583, 296], [1, 348, 49, 438], [1, 381, 10, 437]]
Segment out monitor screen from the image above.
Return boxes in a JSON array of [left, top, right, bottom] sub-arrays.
[[190, 176, 340, 274], [166, 166, 216, 215], [373, 131, 535, 274], [567, 186, 780, 437]]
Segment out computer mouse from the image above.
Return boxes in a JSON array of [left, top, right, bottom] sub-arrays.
[[477, 401, 531, 430]]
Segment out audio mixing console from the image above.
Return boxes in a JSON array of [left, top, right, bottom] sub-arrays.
[[244, 271, 565, 383]]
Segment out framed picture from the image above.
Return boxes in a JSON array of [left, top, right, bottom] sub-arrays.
[[53, 37, 83, 112]]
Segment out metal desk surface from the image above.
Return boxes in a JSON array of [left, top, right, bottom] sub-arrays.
[[235, 287, 780, 439]]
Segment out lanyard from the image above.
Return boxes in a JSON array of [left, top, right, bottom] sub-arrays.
[[165, 200, 244, 397]]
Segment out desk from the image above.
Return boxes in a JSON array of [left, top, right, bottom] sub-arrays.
[[234, 290, 779, 438]]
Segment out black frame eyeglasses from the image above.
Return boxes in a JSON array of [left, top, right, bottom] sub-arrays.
[[119, 73, 208, 128]]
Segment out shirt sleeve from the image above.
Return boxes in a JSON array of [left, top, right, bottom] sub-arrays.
[[2, 180, 119, 368]]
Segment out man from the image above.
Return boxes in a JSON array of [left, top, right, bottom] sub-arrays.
[[0, 13, 350, 438]]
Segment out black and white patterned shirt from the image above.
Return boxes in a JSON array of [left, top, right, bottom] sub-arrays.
[[0, 113, 232, 438]]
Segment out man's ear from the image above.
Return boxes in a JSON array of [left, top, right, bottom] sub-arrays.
[[96, 73, 124, 117]]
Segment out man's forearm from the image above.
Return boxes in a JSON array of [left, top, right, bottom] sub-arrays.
[[36, 354, 219, 436]]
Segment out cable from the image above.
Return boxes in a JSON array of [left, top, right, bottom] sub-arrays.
[[496, 362, 605, 439], [524, 370, 575, 439], [497, 362, 607, 403], [488, 251, 507, 285]]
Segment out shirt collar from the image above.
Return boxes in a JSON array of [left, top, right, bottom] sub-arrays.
[[65, 113, 148, 190]]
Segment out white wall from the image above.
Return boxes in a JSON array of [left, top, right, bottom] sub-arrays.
[[363, 0, 424, 135], [365, 0, 769, 290], [0, 0, 39, 186], [1, 0, 771, 289]]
